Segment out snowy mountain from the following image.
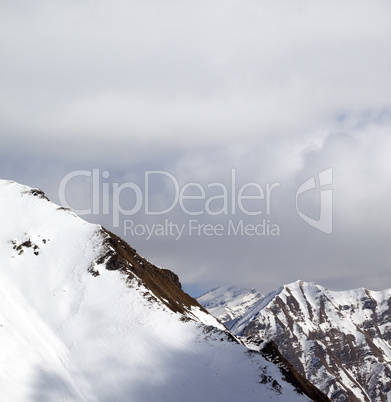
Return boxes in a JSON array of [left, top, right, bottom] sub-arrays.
[[0, 180, 328, 402], [197, 285, 264, 331], [200, 281, 391, 401]]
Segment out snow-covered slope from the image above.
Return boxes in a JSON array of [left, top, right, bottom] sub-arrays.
[[197, 285, 264, 331], [0, 180, 319, 402], [209, 280, 391, 402]]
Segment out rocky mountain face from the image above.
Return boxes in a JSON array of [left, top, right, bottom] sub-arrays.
[[0, 180, 329, 402], [199, 281, 391, 401]]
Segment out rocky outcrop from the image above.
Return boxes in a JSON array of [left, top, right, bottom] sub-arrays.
[[239, 281, 391, 401]]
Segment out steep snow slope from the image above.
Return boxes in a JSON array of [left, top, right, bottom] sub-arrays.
[[212, 280, 391, 402], [0, 180, 314, 402], [197, 285, 264, 331]]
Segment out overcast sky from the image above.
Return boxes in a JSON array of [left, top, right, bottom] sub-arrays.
[[1, 0, 390, 297]]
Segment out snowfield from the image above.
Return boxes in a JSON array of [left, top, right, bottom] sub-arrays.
[[0, 180, 311, 402]]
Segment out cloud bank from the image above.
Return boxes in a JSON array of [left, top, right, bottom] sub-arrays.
[[1, 0, 390, 295]]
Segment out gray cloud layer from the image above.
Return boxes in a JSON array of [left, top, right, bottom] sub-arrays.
[[1, 0, 390, 295]]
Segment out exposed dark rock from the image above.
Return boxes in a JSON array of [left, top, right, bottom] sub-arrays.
[[27, 189, 50, 201], [93, 228, 210, 317], [260, 341, 331, 402], [240, 283, 391, 401]]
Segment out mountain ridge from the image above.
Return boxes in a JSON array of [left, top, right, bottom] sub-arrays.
[[0, 179, 328, 401], [199, 281, 391, 401]]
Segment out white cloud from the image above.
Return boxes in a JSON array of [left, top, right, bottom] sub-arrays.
[[1, 0, 391, 145], [1, 0, 391, 294]]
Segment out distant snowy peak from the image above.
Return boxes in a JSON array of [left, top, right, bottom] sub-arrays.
[[197, 285, 264, 331], [211, 279, 391, 402]]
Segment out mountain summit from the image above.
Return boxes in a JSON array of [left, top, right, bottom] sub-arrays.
[[0, 180, 328, 401], [197, 285, 264, 331], [199, 281, 391, 401]]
